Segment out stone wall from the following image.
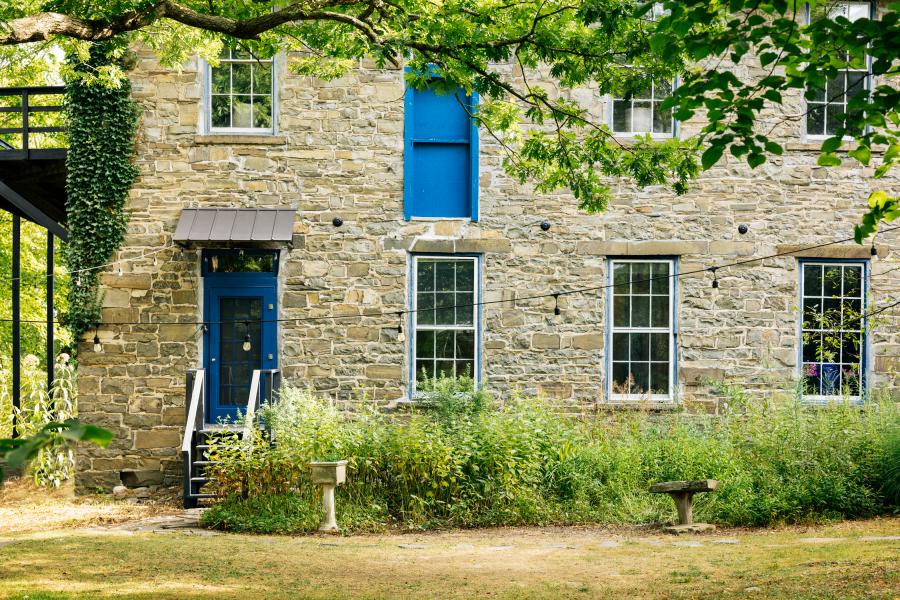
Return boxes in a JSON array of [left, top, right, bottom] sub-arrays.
[[75, 34, 900, 492]]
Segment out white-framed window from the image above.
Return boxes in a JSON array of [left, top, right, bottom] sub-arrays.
[[610, 79, 676, 137], [207, 49, 275, 133], [411, 255, 480, 390], [608, 259, 676, 401], [804, 1, 871, 138], [800, 261, 866, 401]]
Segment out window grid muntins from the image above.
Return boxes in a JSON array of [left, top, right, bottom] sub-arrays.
[[612, 80, 674, 136], [414, 257, 477, 385], [805, 1, 871, 137], [801, 263, 864, 398], [210, 49, 273, 131], [610, 260, 674, 398]]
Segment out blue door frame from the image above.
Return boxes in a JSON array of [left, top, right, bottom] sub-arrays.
[[203, 271, 278, 423]]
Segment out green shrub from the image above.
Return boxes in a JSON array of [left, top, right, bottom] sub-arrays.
[[202, 378, 899, 533]]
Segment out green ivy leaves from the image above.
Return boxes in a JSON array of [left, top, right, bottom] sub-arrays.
[[63, 40, 139, 340]]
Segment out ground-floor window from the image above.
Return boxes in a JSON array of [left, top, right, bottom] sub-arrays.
[[411, 255, 480, 390], [800, 260, 866, 401], [608, 258, 676, 400]]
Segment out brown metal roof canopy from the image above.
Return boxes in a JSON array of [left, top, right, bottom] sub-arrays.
[[174, 207, 296, 247]]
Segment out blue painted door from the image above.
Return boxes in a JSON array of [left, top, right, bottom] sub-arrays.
[[204, 274, 278, 423]]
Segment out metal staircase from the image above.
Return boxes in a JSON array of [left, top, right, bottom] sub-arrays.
[[182, 368, 280, 508]]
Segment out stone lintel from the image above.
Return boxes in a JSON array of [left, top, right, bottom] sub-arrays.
[[578, 240, 708, 256], [776, 244, 885, 259], [403, 238, 512, 254]]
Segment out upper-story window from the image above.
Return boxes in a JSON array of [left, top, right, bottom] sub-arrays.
[[805, 2, 871, 138], [404, 81, 478, 220], [800, 261, 866, 401], [208, 49, 274, 133], [611, 79, 675, 137]]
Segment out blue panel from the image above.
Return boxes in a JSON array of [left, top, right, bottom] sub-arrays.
[[411, 143, 469, 218], [413, 88, 471, 141]]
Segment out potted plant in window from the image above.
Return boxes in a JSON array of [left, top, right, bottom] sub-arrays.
[[309, 454, 348, 532]]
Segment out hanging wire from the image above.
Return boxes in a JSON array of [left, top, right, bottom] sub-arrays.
[[0, 226, 898, 329]]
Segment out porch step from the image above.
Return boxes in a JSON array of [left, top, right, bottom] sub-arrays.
[[192, 460, 219, 466], [187, 493, 218, 499], [190, 476, 210, 483]]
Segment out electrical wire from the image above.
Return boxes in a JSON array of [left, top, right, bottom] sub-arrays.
[[0, 226, 898, 328]]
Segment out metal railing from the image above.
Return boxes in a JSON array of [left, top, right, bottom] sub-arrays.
[[182, 368, 206, 508], [0, 86, 66, 159], [243, 368, 280, 439]]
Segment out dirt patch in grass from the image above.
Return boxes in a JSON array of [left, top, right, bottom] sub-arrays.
[[0, 486, 897, 598], [0, 478, 180, 535]]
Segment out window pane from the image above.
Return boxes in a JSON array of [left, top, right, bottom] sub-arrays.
[[807, 104, 825, 136], [821, 363, 841, 395], [457, 360, 475, 379], [842, 298, 862, 328], [650, 362, 669, 394], [612, 100, 629, 132], [847, 71, 867, 98], [802, 332, 822, 362], [253, 95, 272, 129], [232, 96, 252, 128], [631, 263, 651, 294], [417, 361, 436, 384], [803, 298, 822, 327], [808, 84, 826, 103], [826, 103, 844, 135], [630, 333, 649, 361], [456, 261, 475, 290], [416, 330, 435, 359], [208, 251, 276, 273], [844, 266, 862, 297], [653, 103, 672, 134], [803, 264, 822, 297], [651, 262, 670, 294], [841, 332, 861, 364], [231, 63, 252, 94], [650, 296, 669, 327], [612, 263, 630, 292], [613, 296, 629, 327], [418, 293, 434, 325], [434, 292, 455, 325], [211, 65, 230, 94], [630, 363, 650, 394], [456, 330, 475, 359], [804, 364, 821, 395], [211, 95, 230, 128], [456, 293, 474, 325], [655, 79, 673, 97], [417, 261, 435, 291], [435, 262, 455, 291], [823, 266, 843, 297], [822, 298, 841, 325], [631, 101, 652, 132], [828, 72, 846, 102], [612, 332, 629, 360], [650, 332, 669, 361], [435, 360, 455, 378], [631, 296, 650, 327], [435, 330, 455, 358], [612, 362, 630, 393], [253, 63, 272, 95]]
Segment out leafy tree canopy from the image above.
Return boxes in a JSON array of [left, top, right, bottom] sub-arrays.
[[1, 0, 898, 237]]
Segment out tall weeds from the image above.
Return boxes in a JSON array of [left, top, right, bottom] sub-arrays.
[[203, 379, 899, 533]]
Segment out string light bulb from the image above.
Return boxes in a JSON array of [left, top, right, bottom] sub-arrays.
[[710, 267, 719, 289], [93, 331, 102, 353], [553, 294, 561, 316], [397, 311, 406, 342], [870, 242, 878, 257]]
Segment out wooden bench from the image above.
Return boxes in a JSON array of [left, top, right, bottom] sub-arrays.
[[650, 479, 718, 533]]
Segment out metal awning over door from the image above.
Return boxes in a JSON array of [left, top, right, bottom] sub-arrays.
[[174, 208, 296, 245]]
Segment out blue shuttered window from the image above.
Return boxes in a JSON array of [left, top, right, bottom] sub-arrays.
[[404, 83, 479, 220]]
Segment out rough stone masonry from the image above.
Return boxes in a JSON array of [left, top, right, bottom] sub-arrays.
[[75, 22, 900, 492]]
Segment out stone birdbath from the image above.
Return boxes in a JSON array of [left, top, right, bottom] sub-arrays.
[[309, 460, 348, 532], [650, 479, 719, 534]]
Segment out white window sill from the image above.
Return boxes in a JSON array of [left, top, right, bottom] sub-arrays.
[[612, 133, 678, 142], [801, 394, 863, 406], [408, 217, 474, 222], [195, 134, 285, 145]]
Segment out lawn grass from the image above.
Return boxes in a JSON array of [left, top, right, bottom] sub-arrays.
[[0, 518, 897, 599]]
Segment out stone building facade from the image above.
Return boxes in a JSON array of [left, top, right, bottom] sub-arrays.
[[75, 6, 900, 493]]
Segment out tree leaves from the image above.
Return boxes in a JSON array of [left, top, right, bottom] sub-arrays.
[[701, 144, 724, 170], [0, 419, 112, 481]]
